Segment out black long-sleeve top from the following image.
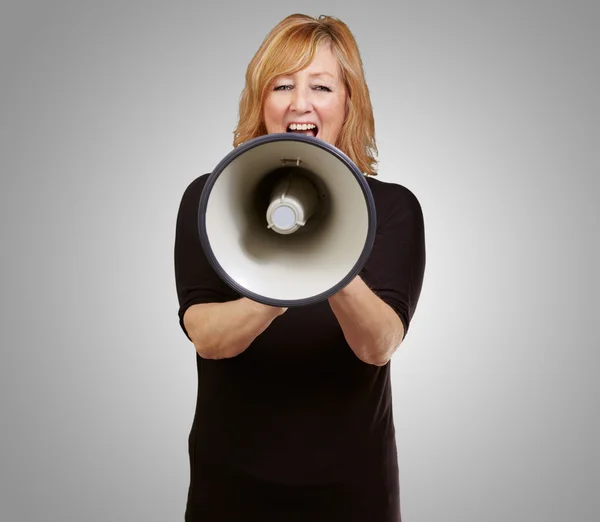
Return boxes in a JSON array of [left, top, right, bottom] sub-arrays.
[[174, 172, 426, 522]]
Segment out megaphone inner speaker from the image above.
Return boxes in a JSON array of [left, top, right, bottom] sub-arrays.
[[199, 135, 376, 306]]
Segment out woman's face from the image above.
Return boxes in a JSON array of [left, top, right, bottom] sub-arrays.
[[263, 42, 347, 146]]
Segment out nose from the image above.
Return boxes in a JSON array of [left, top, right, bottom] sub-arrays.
[[290, 86, 312, 113]]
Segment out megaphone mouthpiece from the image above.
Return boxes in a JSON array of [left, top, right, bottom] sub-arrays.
[[266, 173, 319, 235]]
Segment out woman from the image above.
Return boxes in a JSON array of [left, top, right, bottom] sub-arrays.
[[174, 13, 426, 522]]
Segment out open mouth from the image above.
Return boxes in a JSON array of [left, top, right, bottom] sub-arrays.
[[286, 123, 318, 138]]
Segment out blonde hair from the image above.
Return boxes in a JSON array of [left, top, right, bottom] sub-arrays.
[[233, 14, 378, 176]]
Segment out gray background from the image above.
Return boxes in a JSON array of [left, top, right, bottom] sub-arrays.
[[1, 1, 598, 521]]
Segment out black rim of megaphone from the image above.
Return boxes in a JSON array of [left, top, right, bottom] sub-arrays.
[[197, 132, 377, 307]]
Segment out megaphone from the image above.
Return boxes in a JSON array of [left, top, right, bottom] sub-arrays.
[[197, 132, 376, 307]]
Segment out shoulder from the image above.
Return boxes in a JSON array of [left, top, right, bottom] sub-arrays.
[[181, 173, 211, 199], [175, 173, 212, 227], [177, 173, 211, 209], [365, 175, 424, 225]]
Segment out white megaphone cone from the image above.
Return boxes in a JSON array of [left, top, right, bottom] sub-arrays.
[[197, 133, 376, 307]]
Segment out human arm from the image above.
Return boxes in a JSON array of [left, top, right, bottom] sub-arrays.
[[328, 276, 404, 366], [328, 181, 426, 366], [183, 299, 286, 359], [174, 174, 286, 359]]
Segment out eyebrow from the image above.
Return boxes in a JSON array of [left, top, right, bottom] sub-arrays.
[[274, 71, 336, 82], [309, 72, 335, 79]]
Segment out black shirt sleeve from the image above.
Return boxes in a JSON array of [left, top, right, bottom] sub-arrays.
[[174, 174, 239, 341], [360, 177, 426, 339]]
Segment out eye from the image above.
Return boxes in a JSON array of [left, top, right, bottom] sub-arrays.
[[274, 84, 293, 91], [312, 85, 332, 92]]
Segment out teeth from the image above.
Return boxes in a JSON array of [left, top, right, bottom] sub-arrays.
[[289, 123, 316, 131]]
